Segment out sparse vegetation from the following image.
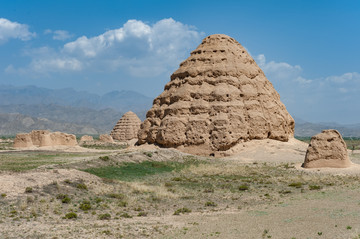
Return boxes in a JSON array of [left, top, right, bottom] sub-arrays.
[[238, 184, 249, 191], [99, 156, 110, 161], [64, 212, 77, 219], [174, 207, 192, 215], [83, 160, 197, 181], [309, 185, 322, 190], [81, 143, 127, 150], [76, 183, 88, 190], [0, 151, 104, 171], [98, 213, 111, 220], [120, 212, 132, 218], [205, 201, 217, 207], [1, 148, 360, 238], [79, 200, 92, 211], [288, 182, 303, 188], [56, 194, 71, 204]]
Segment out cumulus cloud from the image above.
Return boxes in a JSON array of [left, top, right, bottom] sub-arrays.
[[13, 18, 202, 77], [45, 29, 73, 41], [325, 72, 360, 84], [255, 54, 302, 81], [0, 18, 35, 44]]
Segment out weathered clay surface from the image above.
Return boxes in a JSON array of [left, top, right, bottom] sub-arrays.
[[138, 34, 294, 155], [13, 133, 34, 147], [110, 111, 142, 141], [99, 134, 114, 143], [13, 130, 77, 148], [80, 135, 94, 142], [303, 129, 351, 168]]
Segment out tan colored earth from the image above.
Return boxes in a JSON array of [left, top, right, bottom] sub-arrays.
[[110, 111, 142, 141], [13, 130, 77, 148], [80, 135, 94, 142], [99, 134, 114, 143], [303, 129, 352, 168], [2, 138, 360, 238], [0, 139, 360, 239], [138, 34, 294, 156]]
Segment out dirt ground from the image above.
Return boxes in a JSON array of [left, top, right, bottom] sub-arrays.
[[1, 138, 360, 239]]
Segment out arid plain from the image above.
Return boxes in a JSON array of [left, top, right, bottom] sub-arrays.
[[1, 138, 360, 238]]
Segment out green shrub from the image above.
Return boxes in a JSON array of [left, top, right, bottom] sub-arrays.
[[172, 177, 182, 182], [288, 182, 303, 188], [64, 212, 77, 219], [102, 230, 111, 235], [25, 187, 33, 193], [79, 200, 92, 211], [64, 179, 71, 184], [56, 194, 71, 204], [309, 185, 322, 190], [174, 207, 191, 215], [120, 213, 132, 218], [143, 152, 153, 157], [238, 184, 249, 191], [95, 197, 103, 203], [205, 201, 217, 207], [98, 213, 111, 220], [137, 212, 147, 217], [118, 201, 127, 207], [99, 156, 110, 161], [76, 183, 88, 190], [107, 193, 125, 200], [1, 193, 6, 198], [134, 207, 142, 211]]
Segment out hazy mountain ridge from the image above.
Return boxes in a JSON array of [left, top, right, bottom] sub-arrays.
[[0, 113, 100, 135], [0, 85, 153, 113], [0, 85, 151, 135], [0, 104, 128, 132], [294, 118, 360, 137]]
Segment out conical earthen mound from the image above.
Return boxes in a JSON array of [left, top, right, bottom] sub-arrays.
[[303, 129, 351, 168], [138, 34, 294, 155], [110, 111, 142, 141]]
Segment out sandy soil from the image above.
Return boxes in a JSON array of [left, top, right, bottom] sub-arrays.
[[1, 138, 360, 238]]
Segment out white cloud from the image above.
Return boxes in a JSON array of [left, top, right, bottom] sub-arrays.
[[0, 18, 35, 44], [294, 76, 312, 84], [44, 29, 73, 41], [30, 58, 83, 72], [255, 54, 302, 81], [11, 18, 203, 77], [325, 72, 360, 83]]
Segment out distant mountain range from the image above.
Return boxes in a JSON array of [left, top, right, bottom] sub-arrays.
[[1, 85, 360, 137], [0, 113, 100, 135], [294, 117, 360, 138], [0, 85, 153, 113], [0, 85, 152, 135]]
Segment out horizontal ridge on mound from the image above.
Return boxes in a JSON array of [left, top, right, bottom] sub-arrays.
[[138, 34, 294, 155], [110, 111, 141, 141]]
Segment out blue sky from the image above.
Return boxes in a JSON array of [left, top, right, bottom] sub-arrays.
[[0, 0, 359, 123]]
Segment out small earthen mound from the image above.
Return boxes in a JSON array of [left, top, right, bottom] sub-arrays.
[[138, 34, 294, 155], [13, 130, 77, 148], [302, 129, 351, 168], [13, 133, 33, 147], [110, 111, 142, 141], [80, 135, 94, 142], [99, 134, 114, 143]]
